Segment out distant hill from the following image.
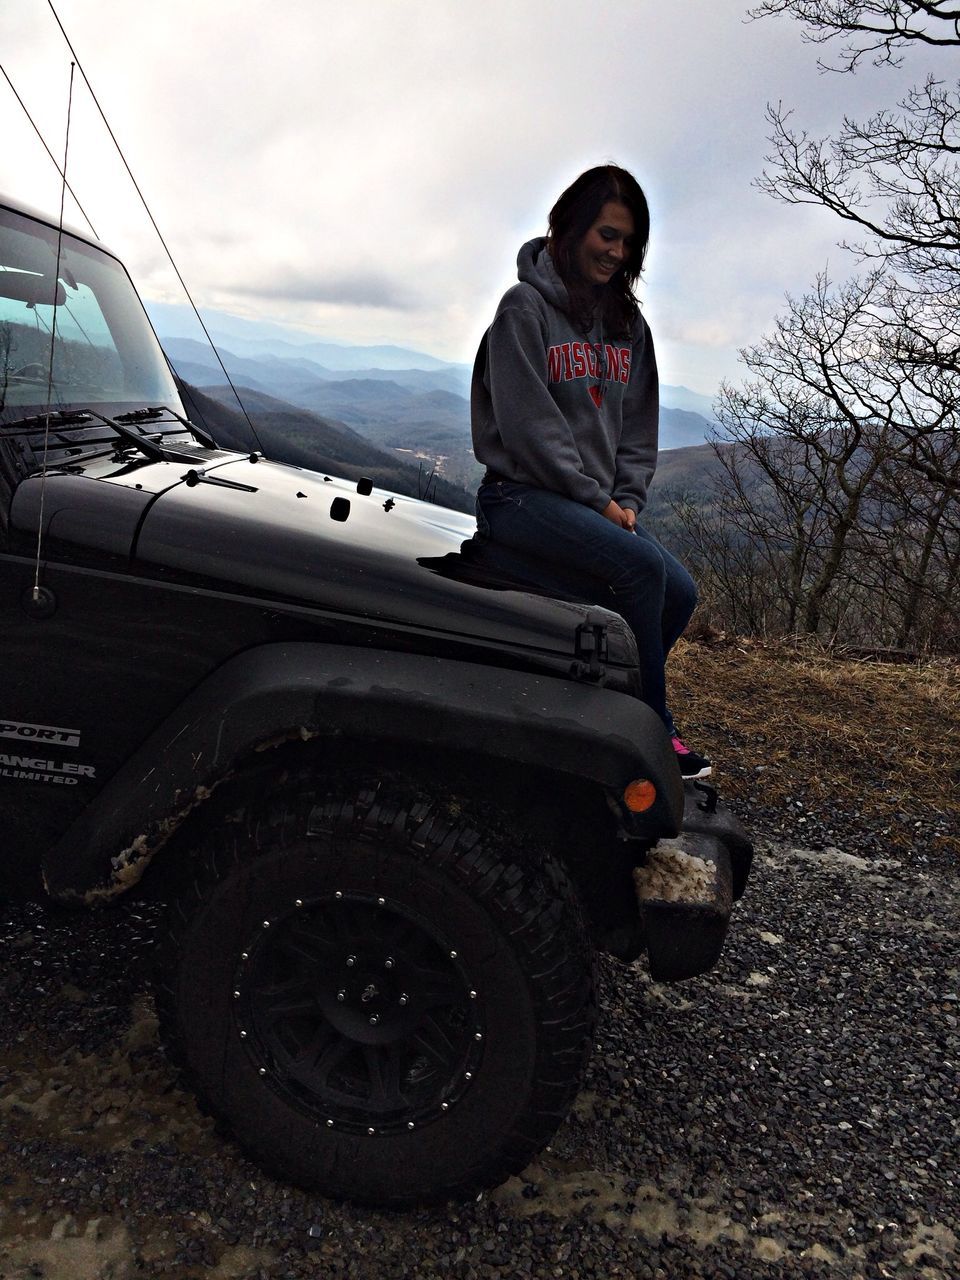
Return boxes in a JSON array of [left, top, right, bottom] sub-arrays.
[[176, 374, 731, 530], [161, 335, 480, 486], [175, 381, 475, 514], [648, 440, 725, 498], [151, 303, 718, 435], [149, 302, 455, 371], [658, 407, 719, 452], [658, 384, 719, 423], [160, 326, 717, 497]]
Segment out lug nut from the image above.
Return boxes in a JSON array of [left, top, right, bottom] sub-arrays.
[[337, 989, 346, 1002], [369, 1014, 380, 1025], [346, 956, 356, 967], [384, 957, 395, 970], [399, 994, 408, 1006]]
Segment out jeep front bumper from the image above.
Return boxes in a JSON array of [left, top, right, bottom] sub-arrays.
[[636, 781, 753, 981]]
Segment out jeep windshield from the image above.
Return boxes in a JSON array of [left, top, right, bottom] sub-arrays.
[[0, 203, 183, 428]]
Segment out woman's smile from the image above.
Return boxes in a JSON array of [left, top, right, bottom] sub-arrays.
[[576, 200, 635, 285]]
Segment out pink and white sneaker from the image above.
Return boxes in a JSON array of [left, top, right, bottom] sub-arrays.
[[671, 735, 712, 780]]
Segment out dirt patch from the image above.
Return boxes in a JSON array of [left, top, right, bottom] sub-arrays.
[[668, 638, 959, 859]]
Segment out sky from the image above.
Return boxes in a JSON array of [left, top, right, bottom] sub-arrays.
[[0, 0, 937, 395]]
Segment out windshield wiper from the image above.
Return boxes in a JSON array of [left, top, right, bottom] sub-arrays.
[[2, 404, 216, 456], [114, 405, 217, 450], [0, 408, 96, 431]]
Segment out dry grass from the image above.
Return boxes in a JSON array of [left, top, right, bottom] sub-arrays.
[[667, 637, 960, 859]]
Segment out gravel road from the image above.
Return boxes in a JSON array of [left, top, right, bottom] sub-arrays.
[[1, 809, 957, 1280]]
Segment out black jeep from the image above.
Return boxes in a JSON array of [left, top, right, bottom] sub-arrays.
[[0, 194, 751, 1205]]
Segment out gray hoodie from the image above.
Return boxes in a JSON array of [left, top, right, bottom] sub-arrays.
[[470, 237, 659, 514]]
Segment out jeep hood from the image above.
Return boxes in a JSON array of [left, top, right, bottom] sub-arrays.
[[12, 451, 638, 668]]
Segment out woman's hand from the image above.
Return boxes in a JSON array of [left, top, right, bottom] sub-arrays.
[[601, 499, 636, 531]]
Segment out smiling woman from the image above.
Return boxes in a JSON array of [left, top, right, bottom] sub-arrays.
[[470, 164, 711, 780], [575, 201, 635, 286]]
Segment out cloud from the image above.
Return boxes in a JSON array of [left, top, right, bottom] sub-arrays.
[[0, 0, 940, 389], [231, 269, 421, 311]]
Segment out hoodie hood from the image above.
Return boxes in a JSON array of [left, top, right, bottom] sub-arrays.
[[516, 237, 570, 312]]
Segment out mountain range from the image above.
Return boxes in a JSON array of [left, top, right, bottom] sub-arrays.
[[151, 303, 724, 515]]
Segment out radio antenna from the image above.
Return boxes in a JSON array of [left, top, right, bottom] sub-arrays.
[[32, 60, 75, 601], [0, 62, 98, 239], [45, 0, 265, 454]]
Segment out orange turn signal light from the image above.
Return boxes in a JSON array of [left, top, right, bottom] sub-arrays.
[[623, 778, 657, 813]]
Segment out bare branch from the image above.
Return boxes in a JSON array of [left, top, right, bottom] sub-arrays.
[[759, 86, 960, 284], [748, 1, 960, 71]]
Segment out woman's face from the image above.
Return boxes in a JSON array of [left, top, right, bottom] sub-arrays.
[[575, 200, 635, 285]]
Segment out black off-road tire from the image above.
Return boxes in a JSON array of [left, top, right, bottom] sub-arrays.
[[154, 777, 597, 1206]]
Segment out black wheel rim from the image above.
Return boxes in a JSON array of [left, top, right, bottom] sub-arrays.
[[233, 893, 484, 1134]]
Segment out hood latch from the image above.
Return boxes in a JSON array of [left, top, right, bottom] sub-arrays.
[[572, 621, 608, 683]]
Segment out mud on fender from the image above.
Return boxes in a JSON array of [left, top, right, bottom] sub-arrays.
[[634, 831, 735, 982]]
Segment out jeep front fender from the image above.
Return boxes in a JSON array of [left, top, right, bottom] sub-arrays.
[[42, 642, 683, 902]]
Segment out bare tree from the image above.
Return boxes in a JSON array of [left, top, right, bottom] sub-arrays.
[[684, 0, 960, 650], [715, 276, 888, 633], [863, 462, 960, 645], [651, 487, 785, 636], [748, 1, 960, 71], [759, 78, 960, 293], [710, 264, 960, 634]]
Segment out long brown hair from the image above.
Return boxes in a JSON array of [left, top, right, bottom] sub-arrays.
[[547, 165, 650, 337]]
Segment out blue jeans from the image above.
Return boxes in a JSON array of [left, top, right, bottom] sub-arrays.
[[475, 481, 697, 733]]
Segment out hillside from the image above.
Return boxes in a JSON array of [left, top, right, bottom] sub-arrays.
[[150, 304, 721, 416], [176, 382, 475, 513], [172, 366, 726, 514], [648, 440, 725, 498], [159, 326, 718, 494]]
